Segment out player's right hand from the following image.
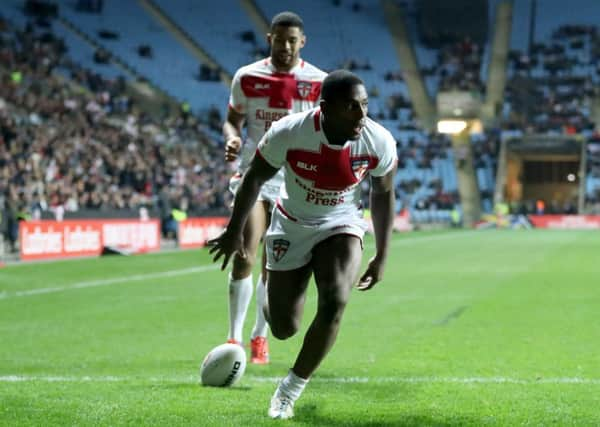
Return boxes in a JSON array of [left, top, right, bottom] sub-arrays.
[[224, 137, 242, 162], [356, 255, 385, 291], [206, 228, 246, 271]]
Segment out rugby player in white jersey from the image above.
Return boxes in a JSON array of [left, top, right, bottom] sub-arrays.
[[222, 11, 326, 364], [209, 70, 397, 419]]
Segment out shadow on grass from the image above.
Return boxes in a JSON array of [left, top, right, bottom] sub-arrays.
[[296, 407, 480, 427], [291, 381, 482, 426]]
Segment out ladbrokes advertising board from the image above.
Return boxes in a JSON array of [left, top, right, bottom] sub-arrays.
[[177, 217, 228, 249], [20, 219, 160, 261], [529, 215, 600, 229]]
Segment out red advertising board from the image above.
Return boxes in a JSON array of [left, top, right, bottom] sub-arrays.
[[102, 220, 160, 253], [178, 217, 228, 249], [393, 210, 413, 232], [529, 215, 600, 229], [19, 219, 160, 261]]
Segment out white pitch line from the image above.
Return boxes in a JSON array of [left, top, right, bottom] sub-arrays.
[[0, 374, 599, 385], [0, 232, 474, 301], [0, 265, 219, 300], [250, 376, 600, 385]]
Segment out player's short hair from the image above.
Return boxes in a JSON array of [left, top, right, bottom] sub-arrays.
[[270, 11, 304, 31], [321, 70, 364, 102]]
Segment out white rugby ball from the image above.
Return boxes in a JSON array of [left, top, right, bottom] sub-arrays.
[[200, 343, 247, 387]]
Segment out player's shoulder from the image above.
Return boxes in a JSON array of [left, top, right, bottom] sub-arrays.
[[233, 59, 270, 79], [296, 60, 327, 81], [363, 117, 396, 145]]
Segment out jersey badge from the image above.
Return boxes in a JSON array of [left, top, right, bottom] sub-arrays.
[[272, 239, 290, 262], [297, 81, 313, 99]]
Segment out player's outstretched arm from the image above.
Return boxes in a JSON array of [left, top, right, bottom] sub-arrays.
[[223, 108, 245, 162], [357, 165, 397, 290], [207, 154, 279, 270]]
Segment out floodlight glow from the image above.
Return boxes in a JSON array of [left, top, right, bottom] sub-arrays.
[[567, 173, 576, 182], [437, 120, 468, 134]]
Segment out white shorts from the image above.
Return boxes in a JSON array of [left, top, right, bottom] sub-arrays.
[[229, 173, 281, 206], [265, 203, 368, 271]]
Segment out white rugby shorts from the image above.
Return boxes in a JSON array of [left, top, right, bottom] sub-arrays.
[[265, 202, 367, 271]]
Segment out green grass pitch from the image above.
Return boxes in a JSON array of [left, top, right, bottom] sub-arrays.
[[1, 230, 599, 426]]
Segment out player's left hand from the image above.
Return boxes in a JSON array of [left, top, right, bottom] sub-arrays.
[[206, 228, 246, 271], [356, 256, 385, 291], [224, 136, 242, 162]]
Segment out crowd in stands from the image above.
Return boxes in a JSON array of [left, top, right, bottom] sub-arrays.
[[395, 133, 460, 213], [3, 8, 600, 254], [504, 24, 598, 135], [435, 37, 484, 94], [0, 17, 231, 251], [585, 139, 600, 212]]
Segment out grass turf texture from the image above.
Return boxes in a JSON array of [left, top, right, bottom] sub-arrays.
[[1, 230, 599, 426]]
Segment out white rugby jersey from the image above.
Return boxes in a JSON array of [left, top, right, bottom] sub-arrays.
[[257, 108, 398, 223], [229, 58, 326, 184]]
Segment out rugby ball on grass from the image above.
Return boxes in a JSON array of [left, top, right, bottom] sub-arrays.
[[200, 343, 246, 387]]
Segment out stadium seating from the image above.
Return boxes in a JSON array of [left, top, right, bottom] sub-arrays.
[[4, 0, 600, 233], [52, 0, 229, 113], [153, 0, 263, 76], [505, 0, 599, 133], [585, 142, 600, 211], [2, 0, 125, 80]]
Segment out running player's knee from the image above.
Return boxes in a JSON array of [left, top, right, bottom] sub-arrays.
[[270, 318, 300, 340], [317, 286, 349, 324]]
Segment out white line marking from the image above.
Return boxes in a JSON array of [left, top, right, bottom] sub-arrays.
[[0, 265, 219, 300], [250, 376, 600, 385], [0, 246, 192, 268], [0, 375, 599, 385], [0, 232, 471, 300]]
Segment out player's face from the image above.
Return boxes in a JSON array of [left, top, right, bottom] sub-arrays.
[[325, 84, 369, 142], [267, 25, 305, 71]]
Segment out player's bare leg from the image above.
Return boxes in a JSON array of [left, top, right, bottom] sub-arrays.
[[250, 215, 272, 364], [227, 201, 268, 345], [267, 235, 362, 419], [292, 234, 363, 378], [265, 262, 312, 339], [264, 263, 312, 419]]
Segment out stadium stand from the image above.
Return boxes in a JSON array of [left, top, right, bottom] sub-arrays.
[[585, 139, 600, 213], [52, 0, 229, 113], [2, 0, 600, 253], [152, 0, 263, 77], [500, 0, 600, 210], [0, 15, 232, 251]]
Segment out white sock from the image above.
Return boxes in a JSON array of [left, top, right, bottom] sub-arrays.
[[278, 369, 309, 401], [228, 273, 253, 343], [251, 273, 269, 339]]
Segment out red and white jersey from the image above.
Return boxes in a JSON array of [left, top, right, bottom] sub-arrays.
[[229, 58, 326, 183], [257, 108, 398, 223]]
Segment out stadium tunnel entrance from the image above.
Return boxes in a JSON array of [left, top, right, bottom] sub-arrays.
[[501, 136, 584, 213]]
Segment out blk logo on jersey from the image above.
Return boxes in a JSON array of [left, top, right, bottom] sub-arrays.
[[241, 75, 321, 108], [297, 81, 312, 99], [296, 161, 317, 172], [272, 239, 290, 262], [287, 144, 379, 191], [351, 159, 371, 180]]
